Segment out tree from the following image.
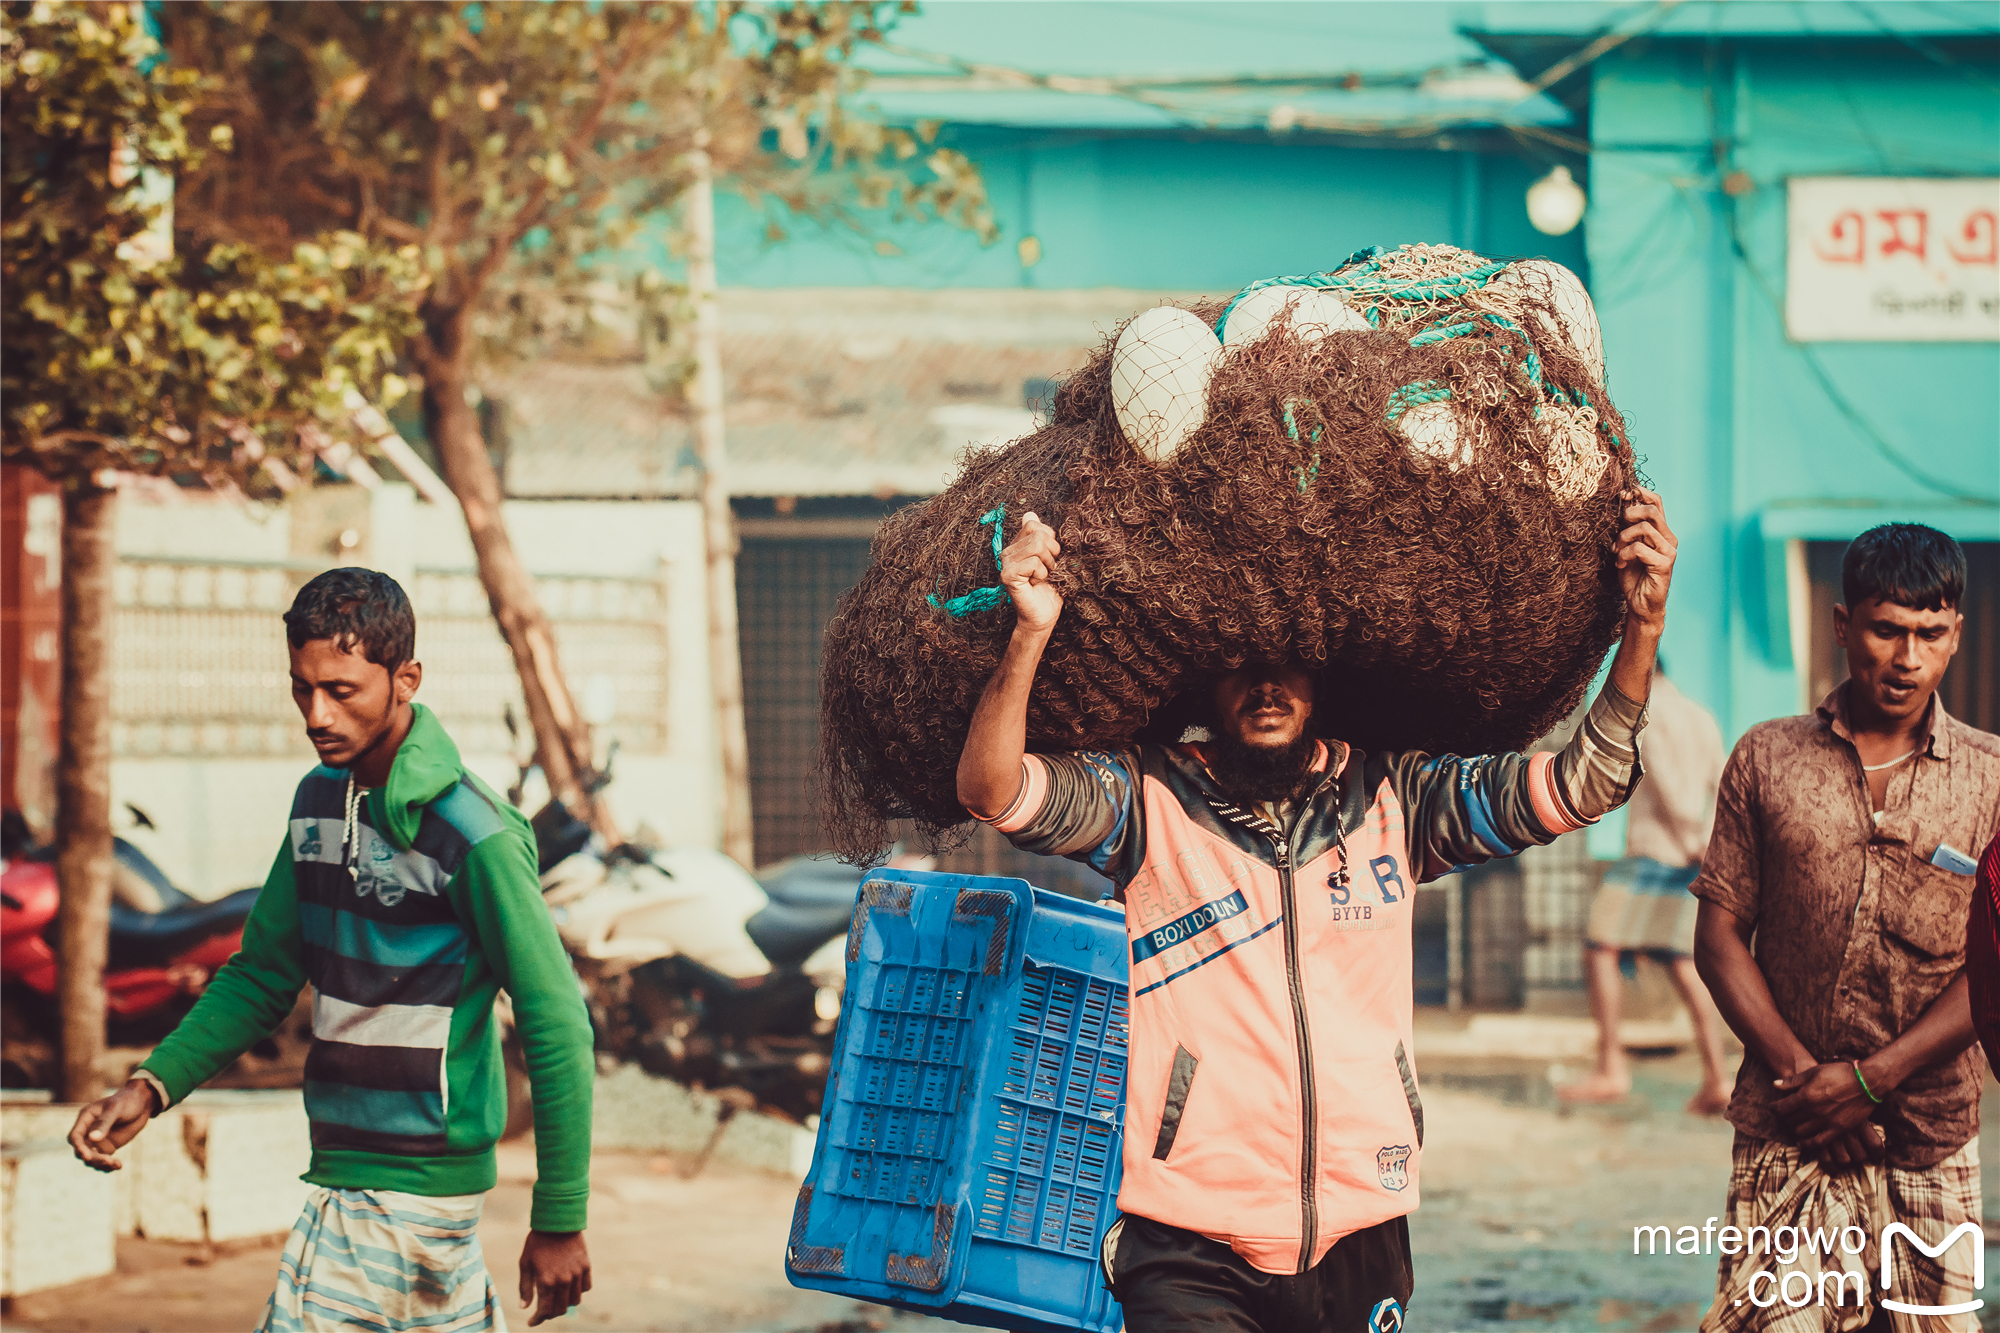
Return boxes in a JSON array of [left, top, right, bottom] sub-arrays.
[[1, 0, 421, 1101], [161, 1, 995, 831]]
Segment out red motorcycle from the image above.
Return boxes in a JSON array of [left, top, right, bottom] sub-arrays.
[[1, 810, 266, 1088]]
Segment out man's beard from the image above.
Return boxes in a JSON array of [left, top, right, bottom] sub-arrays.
[[1205, 728, 1318, 806]]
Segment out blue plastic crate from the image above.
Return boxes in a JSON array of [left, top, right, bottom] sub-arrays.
[[786, 869, 1129, 1333]]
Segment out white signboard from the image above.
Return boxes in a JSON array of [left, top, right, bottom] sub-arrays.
[[1786, 176, 1999, 342]]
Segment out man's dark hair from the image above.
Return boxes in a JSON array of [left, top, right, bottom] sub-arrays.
[[284, 567, 415, 669], [1841, 524, 1966, 613]]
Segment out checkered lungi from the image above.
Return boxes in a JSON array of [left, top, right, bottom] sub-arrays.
[[257, 1187, 504, 1333], [1585, 855, 1701, 957], [1699, 1133, 1982, 1333]]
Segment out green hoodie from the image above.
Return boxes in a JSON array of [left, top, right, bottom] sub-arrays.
[[141, 705, 593, 1231]]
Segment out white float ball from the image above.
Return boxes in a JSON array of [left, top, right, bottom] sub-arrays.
[[1111, 306, 1224, 463], [1488, 259, 1603, 384], [1220, 285, 1371, 351], [1397, 401, 1477, 471]]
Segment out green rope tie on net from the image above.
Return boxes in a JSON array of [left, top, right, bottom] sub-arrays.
[[1214, 250, 1512, 339], [1281, 400, 1324, 492], [1408, 320, 1476, 348], [1385, 380, 1451, 424], [1404, 309, 1548, 405], [1281, 399, 1324, 444], [927, 505, 1012, 618]]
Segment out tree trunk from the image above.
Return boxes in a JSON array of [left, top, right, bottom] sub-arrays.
[[55, 480, 116, 1104], [419, 327, 599, 826], [687, 140, 756, 869]]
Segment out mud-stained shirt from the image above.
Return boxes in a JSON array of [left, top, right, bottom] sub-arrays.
[[1692, 685, 2000, 1169]]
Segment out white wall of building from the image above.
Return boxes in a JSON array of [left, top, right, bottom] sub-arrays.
[[109, 487, 719, 899]]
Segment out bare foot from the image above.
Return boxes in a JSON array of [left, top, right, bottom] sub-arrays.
[[1556, 1071, 1631, 1104], [1685, 1084, 1731, 1117]]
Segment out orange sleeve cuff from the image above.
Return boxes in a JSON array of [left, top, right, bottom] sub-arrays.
[[1527, 750, 1586, 836], [972, 755, 1050, 834]]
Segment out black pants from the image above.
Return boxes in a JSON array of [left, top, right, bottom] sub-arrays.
[[1104, 1212, 1414, 1333]]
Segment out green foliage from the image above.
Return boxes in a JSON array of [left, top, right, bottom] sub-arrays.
[[1, 1, 423, 487], [160, 1, 995, 376]]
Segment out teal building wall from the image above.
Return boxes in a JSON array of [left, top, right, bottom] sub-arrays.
[[698, 4, 1998, 746], [714, 132, 1588, 292], [1586, 37, 2000, 741]]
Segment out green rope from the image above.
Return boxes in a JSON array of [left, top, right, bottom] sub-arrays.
[[1216, 247, 1602, 453], [1281, 399, 1323, 492], [1385, 380, 1450, 423], [1296, 452, 1320, 494], [927, 505, 1012, 618], [1280, 398, 1323, 445], [1215, 248, 1512, 338], [1408, 321, 1476, 348]]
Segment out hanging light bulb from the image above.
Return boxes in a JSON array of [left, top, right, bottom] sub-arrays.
[[1526, 165, 1587, 236]]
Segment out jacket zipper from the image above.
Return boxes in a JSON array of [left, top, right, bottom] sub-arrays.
[[1275, 766, 1337, 1276], [1274, 834, 1317, 1275]]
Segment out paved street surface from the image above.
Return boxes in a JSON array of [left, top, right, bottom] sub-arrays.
[[11, 1052, 2000, 1332]]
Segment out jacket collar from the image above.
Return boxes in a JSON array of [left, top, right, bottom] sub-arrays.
[[1168, 737, 1346, 811]]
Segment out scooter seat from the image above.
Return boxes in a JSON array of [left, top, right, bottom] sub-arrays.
[[107, 886, 260, 970], [757, 858, 869, 911], [747, 859, 862, 969]]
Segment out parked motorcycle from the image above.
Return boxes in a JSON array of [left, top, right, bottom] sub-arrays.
[[502, 734, 925, 1123], [0, 808, 305, 1089]]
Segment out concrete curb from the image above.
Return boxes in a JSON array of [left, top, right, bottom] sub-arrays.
[[1415, 1013, 1696, 1061], [1, 1090, 310, 1250], [1, 1136, 118, 1297], [591, 1065, 816, 1177]]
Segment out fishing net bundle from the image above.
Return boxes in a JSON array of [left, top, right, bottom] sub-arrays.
[[819, 244, 1639, 860]]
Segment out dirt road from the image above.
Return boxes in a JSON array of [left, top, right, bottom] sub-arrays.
[[11, 1052, 1998, 1332]]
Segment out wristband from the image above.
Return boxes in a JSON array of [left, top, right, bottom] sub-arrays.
[[1852, 1061, 1883, 1105]]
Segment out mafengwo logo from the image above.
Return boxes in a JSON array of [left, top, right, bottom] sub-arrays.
[[1634, 1218, 1984, 1315], [1880, 1222, 1984, 1318]]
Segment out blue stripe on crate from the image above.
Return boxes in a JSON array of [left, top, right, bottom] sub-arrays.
[[298, 902, 469, 968], [305, 1081, 446, 1138], [1133, 915, 1285, 998]]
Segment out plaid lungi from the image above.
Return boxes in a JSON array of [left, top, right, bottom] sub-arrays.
[[1699, 1133, 1982, 1333], [1585, 855, 1701, 956], [257, 1187, 504, 1333]]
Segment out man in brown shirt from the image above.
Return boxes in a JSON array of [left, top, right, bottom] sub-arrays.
[[1692, 523, 1999, 1331]]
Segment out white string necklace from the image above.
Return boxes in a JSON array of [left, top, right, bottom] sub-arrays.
[[342, 774, 363, 882], [1861, 747, 1919, 773]]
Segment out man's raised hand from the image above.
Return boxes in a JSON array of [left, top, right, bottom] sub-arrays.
[[1000, 512, 1063, 634], [1614, 487, 1676, 633]]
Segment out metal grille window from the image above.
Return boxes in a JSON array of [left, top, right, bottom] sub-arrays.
[[1520, 832, 1598, 989], [111, 559, 668, 759], [736, 532, 877, 865]]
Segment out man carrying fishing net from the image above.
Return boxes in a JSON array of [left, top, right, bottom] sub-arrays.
[[955, 489, 1677, 1333]]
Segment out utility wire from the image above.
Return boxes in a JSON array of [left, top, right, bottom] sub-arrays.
[[866, 42, 1568, 138], [1519, 0, 1687, 97], [1732, 230, 1998, 506], [1844, 1, 2000, 96]]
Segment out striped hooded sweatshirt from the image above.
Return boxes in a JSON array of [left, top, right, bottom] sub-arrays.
[[139, 704, 594, 1232]]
